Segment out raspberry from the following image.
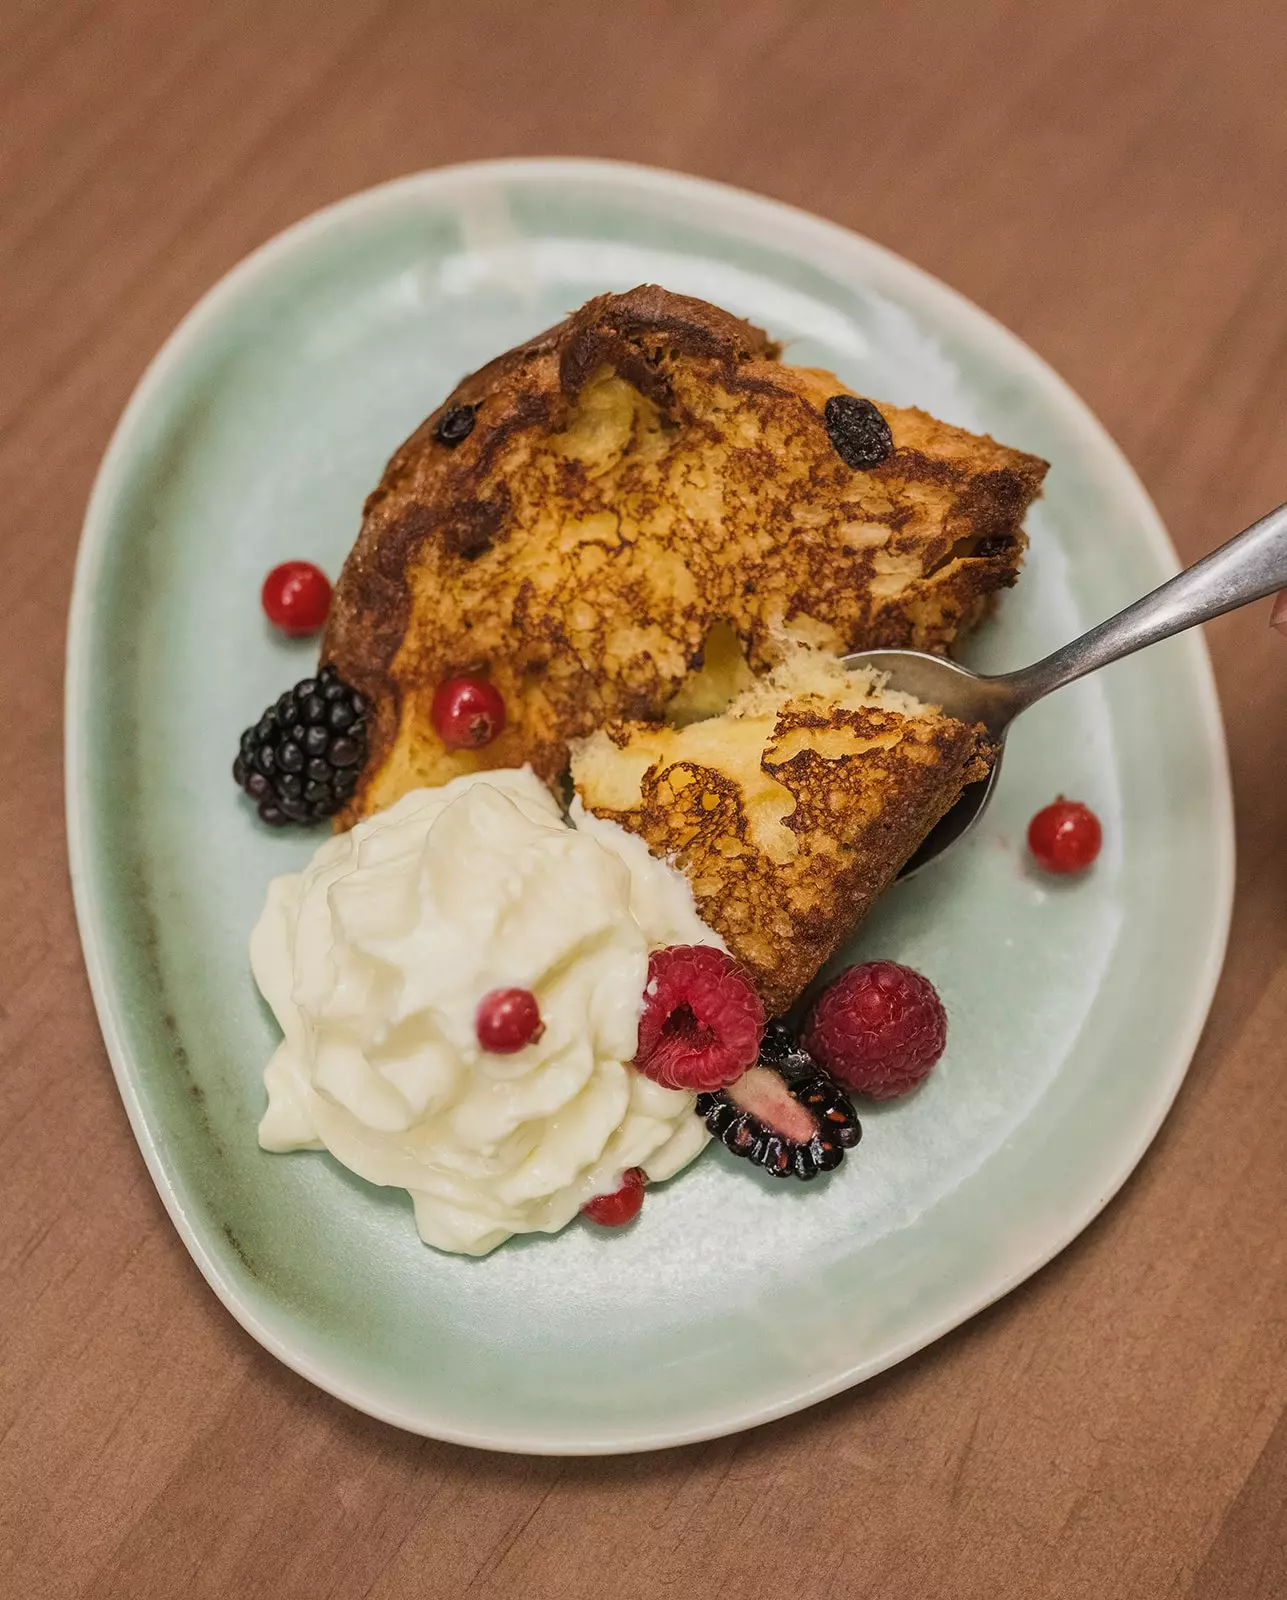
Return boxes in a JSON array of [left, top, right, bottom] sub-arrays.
[[476, 988, 543, 1054], [633, 945, 765, 1092], [804, 961, 946, 1099], [1028, 798, 1102, 874], [431, 676, 506, 749], [261, 561, 332, 636], [582, 1168, 646, 1227]]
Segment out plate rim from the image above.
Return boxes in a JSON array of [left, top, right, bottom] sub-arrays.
[[65, 156, 1235, 1454]]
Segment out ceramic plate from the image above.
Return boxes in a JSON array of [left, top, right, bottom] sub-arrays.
[[67, 159, 1233, 1454]]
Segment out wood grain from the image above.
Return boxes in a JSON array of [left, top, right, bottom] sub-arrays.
[[3, 1, 1287, 1594]]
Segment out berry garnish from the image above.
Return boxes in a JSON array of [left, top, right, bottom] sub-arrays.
[[434, 404, 477, 447], [1027, 798, 1102, 875], [633, 945, 765, 1092], [582, 1168, 646, 1227], [431, 676, 506, 749], [757, 1016, 806, 1070], [261, 561, 332, 636], [696, 1034, 861, 1182], [233, 665, 368, 825], [476, 987, 543, 1054], [823, 394, 894, 470], [804, 961, 946, 1100]]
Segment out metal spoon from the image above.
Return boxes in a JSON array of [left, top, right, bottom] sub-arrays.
[[844, 498, 1287, 877]]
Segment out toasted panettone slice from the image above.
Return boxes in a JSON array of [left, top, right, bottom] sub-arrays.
[[570, 651, 992, 1015], [324, 286, 1045, 824]]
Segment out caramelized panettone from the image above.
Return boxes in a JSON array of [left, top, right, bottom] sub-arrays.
[[571, 650, 992, 1015], [322, 287, 1045, 823]]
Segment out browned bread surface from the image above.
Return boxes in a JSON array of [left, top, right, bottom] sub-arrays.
[[571, 662, 993, 1015], [324, 286, 1045, 823]]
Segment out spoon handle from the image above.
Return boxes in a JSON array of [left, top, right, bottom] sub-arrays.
[[997, 498, 1287, 714]]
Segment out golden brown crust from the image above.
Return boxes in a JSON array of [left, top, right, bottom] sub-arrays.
[[573, 694, 992, 1015], [324, 286, 1045, 823]]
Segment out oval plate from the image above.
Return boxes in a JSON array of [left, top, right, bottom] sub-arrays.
[[67, 159, 1233, 1454]]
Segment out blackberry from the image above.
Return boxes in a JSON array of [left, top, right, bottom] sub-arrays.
[[233, 664, 368, 826], [695, 1044, 861, 1182], [823, 394, 894, 471], [758, 1016, 814, 1075]]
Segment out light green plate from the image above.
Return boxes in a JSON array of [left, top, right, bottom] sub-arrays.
[[67, 160, 1233, 1454]]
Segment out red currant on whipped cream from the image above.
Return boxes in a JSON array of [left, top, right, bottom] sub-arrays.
[[476, 987, 543, 1053], [582, 1168, 646, 1227], [432, 676, 506, 748], [1027, 798, 1102, 874], [261, 560, 332, 636]]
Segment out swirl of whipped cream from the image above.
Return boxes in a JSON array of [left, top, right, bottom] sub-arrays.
[[251, 768, 719, 1254]]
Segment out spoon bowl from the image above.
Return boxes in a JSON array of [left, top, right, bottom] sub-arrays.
[[841, 648, 1017, 732], [841, 650, 1008, 878], [845, 496, 1287, 874], [897, 763, 1002, 878]]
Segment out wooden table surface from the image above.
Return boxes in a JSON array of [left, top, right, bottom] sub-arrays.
[[4, 1, 1287, 1594]]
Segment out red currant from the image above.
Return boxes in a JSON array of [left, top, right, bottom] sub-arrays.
[[431, 676, 506, 749], [261, 561, 332, 636], [582, 1168, 646, 1227], [476, 987, 543, 1053], [1027, 798, 1103, 875]]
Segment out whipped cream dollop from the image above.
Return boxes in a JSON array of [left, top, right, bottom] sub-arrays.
[[251, 768, 721, 1255]]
